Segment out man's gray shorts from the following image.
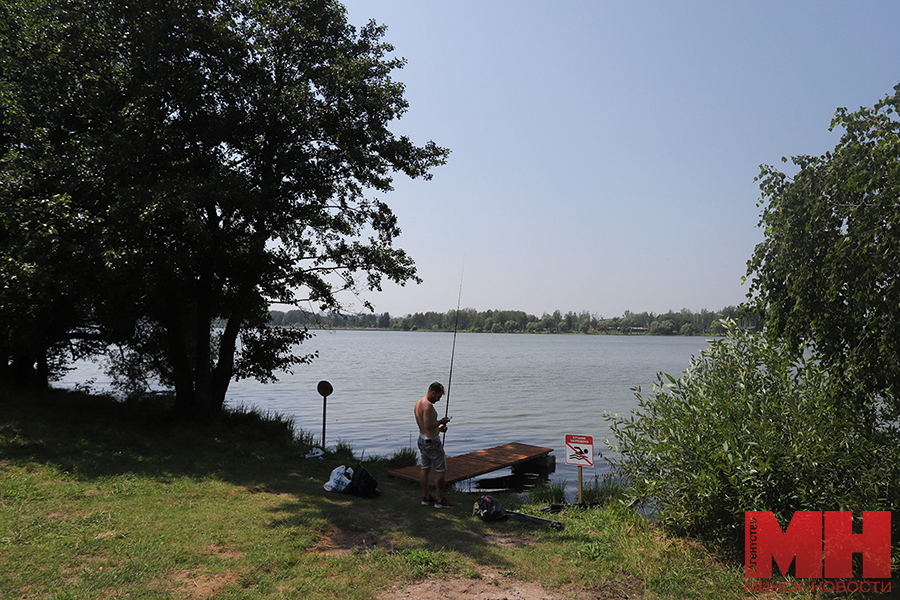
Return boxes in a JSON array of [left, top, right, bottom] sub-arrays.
[[417, 435, 447, 472]]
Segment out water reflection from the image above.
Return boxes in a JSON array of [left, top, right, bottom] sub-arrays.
[[464, 455, 557, 494]]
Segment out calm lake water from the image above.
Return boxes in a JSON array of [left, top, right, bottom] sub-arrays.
[[60, 331, 710, 496]]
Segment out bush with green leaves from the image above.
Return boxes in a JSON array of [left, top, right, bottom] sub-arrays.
[[606, 322, 899, 553]]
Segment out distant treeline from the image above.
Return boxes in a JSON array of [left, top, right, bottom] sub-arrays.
[[268, 306, 756, 335]]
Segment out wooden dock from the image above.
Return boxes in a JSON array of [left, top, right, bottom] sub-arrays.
[[387, 442, 554, 485]]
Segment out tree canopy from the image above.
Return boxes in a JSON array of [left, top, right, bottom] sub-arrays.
[[0, 0, 448, 416], [747, 83, 900, 413], [269, 305, 749, 335]]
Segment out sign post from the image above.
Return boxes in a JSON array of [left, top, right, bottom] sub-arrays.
[[564, 434, 594, 504], [317, 380, 333, 450]]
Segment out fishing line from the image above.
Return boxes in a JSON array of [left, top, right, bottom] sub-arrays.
[[442, 260, 464, 445]]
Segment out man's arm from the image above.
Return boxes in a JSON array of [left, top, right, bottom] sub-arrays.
[[417, 400, 449, 434], [428, 404, 451, 429]]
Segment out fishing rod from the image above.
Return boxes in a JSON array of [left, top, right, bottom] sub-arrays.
[[442, 261, 464, 445]]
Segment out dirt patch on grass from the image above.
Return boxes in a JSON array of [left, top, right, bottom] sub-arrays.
[[376, 576, 555, 600], [308, 502, 413, 556], [93, 530, 119, 540], [355, 505, 411, 530], [375, 568, 634, 600], [482, 532, 538, 547], [170, 569, 239, 599], [312, 528, 394, 556]]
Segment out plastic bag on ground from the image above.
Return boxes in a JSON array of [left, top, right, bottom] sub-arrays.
[[323, 465, 353, 492]]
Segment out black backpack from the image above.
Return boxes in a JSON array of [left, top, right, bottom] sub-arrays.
[[345, 464, 380, 498], [473, 495, 508, 521]]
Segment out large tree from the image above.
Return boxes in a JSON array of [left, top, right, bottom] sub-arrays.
[[0, 0, 448, 415], [1, 0, 115, 388], [747, 84, 900, 415]]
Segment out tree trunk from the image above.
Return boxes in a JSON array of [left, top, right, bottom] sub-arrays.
[[165, 305, 200, 418], [209, 314, 241, 413], [8, 349, 49, 390], [165, 299, 244, 420], [192, 278, 215, 419]]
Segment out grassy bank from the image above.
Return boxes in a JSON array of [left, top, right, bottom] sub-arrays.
[[1, 388, 816, 599]]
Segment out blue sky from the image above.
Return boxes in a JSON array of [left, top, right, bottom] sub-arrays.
[[333, 1, 900, 318]]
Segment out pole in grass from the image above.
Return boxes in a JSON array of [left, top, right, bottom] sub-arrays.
[[317, 380, 333, 450], [578, 466, 583, 505]]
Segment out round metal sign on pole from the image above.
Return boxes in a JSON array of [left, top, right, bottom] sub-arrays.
[[317, 380, 333, 449], [317, 380, 333, 398]]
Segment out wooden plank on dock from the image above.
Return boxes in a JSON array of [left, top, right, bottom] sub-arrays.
[[387, 442, 554, 485]]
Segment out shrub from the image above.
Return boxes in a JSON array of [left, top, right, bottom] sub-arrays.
[[331, 438, 356, 462], [606, 322, 900, 553], [582, 470, 628, 506], [529, 480, 568, 505], [223, 404, 297, 447], [384, 446, 418, 468]]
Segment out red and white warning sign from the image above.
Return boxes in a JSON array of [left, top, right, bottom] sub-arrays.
[[565, 434, 594, 467]]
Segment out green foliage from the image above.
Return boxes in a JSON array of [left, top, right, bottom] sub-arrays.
[[383, 446, 418, 468], [400, 548, 452, 578], [606, 322, 900, 552], [269, 305, 755, 335], [528, 472, 627, 506], [748, 83, 900, 413], [330, 438, 357, 462], [581, 471, 628, 506], [0, 0, 448, 414], [529, 480, 568, 505], [222, 404, 298, 447]]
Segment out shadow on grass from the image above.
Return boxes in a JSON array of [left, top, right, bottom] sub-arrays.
[[0, 388, 316, 480], [262, 481, 522, 569], [0, 387, 522, 569]]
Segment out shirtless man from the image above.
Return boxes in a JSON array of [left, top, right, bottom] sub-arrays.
[[414, 382, 454, 508]]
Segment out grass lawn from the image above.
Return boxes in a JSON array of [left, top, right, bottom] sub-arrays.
[[0, 388, 843, 599]]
